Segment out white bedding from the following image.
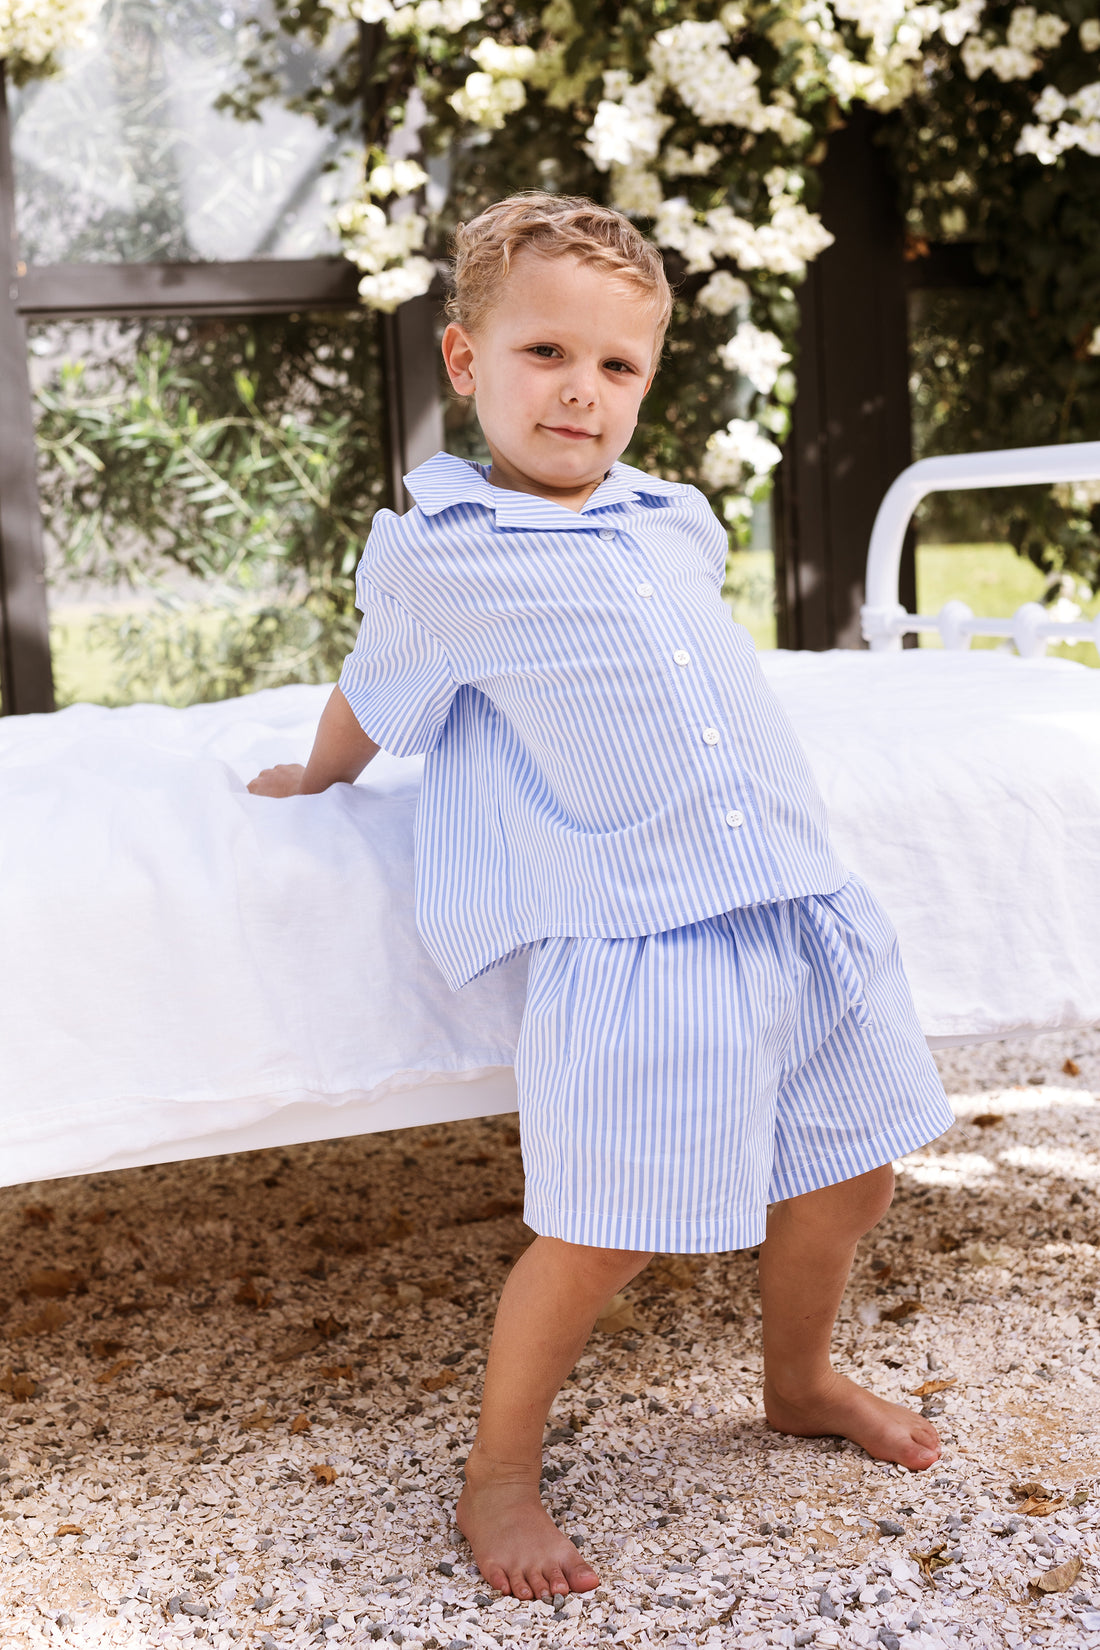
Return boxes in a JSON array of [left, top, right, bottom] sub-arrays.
[[2, 649, 1097, 1187]]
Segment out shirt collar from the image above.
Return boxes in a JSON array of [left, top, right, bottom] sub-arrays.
[[403, 450, 683, 528]]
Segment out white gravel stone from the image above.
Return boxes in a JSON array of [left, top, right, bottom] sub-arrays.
[[1, 1028, 1099, 1645]]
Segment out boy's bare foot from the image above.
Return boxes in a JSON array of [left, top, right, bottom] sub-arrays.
[[763, 1371, 941, 1471], [457, 1468, 599, 1600]]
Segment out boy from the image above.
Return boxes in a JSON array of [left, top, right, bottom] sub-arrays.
[[249, 193, 955, 1604]]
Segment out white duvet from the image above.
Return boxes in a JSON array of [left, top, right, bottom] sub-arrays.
[[2, 649, 1097, 1186]]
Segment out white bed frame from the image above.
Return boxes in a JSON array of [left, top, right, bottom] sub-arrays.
[[861, 440, 1100, 655], [24, 441, 1100, 1184]]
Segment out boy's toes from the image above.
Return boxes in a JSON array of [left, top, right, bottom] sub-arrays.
[[543, 1566, 570, 1599], [566, 1558, 600, 1593]]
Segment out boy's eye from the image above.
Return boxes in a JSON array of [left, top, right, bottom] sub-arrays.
[[529, 344, 559, 358], [605, 359, 636, 375]]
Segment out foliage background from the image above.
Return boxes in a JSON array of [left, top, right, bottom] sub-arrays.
[[7, 0, 1100, 702]]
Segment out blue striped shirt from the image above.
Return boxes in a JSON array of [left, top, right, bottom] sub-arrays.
[[338, 451, 848, 988]]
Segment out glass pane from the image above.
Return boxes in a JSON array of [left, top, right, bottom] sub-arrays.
[[909, 288, 1098, 667], [30, 311, 386, 707], [11, 0, 361, 264]]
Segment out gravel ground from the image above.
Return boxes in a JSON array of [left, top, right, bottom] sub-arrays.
[[3, 1027, 1100, 1650]]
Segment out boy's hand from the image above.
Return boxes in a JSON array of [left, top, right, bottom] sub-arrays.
[[247, 763, 306, 797]]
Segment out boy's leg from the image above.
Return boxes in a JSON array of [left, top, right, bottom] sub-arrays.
[[458, 1234, 651, 1600], [758, 1163, 941, 1471]]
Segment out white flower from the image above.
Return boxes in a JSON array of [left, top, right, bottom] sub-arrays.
[[1082, 20, 1100, 53], [1032, 85, 1067, 122], [718, 321, 792, 395], [367, 158, 430, 199], [470, 38, 537, 75], [1015, 121, 1064, 163], [654, 198, 719, 273], [609, 165, 664, 217], [0, 0, 104, 65], [697, 270, 751, 316], [661, 143, 723, 176], [939, 0, 985, 48], [357, 256, 436, 312], [334, 200, 428, 274], [586, 78, 668, 169], [701, 417, 782, 490], [450, 71, 528, 129]]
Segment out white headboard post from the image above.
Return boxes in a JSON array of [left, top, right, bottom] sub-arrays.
[[860, 442, 1100, 654]]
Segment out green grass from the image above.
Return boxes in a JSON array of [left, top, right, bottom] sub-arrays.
[[916, 542, 1099, 668], [725, 549, 778, 652]]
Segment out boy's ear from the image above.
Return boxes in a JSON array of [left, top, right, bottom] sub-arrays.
[[441, 322, 477, 397]]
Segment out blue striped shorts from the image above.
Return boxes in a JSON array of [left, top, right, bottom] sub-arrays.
[[514, 875, 955, 1254]]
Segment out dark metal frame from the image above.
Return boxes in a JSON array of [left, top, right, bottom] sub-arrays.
[[0, 54, 443, 714]]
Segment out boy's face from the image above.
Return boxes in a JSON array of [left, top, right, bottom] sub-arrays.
[[441, 251, 660, 510]]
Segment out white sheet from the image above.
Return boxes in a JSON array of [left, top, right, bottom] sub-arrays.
[[1, 649, 1097, 1186]]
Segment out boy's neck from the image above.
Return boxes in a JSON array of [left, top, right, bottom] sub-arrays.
[[486, 462, 610, 514]]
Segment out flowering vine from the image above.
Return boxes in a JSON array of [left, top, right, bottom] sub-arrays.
[[9, 0, 1100, 586], [0, 0, 103, 82]]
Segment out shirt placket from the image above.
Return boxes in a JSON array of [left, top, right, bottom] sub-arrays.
[[590, 521, 776, 886]]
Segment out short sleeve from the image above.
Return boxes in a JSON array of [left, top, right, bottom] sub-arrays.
[[337, 577, 457, 757]]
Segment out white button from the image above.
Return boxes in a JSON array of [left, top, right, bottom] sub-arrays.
[[636, 582, 654, 598], [725, 809, 745, 828], [702, 727, 720, 746], [673, 649, 690, 666], [599, 528, 615, 540]]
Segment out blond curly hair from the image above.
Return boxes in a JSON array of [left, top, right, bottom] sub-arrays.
[[448, 192, 673, 354]]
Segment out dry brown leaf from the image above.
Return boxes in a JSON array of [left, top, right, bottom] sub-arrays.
[[234, 1276, 272, 1310], [420, 1369, 457, 1394], [1034, 1555, 1083, 1594], [379, 1211, 413, 1243], [289, 1412, 311, 1435], [971, 1113, 1003, 1129], [241, 1406, 274, 1430], [1072, 1490, 1090, 1507], [313, 1314, 347, 1340], [24, 1269, 85, 1300], [309, 1463, 337, 1485], [1063, 1058, 1081, 1077], [569, 1410, 589, 1431], [152, 1271, 188, 1288], [909, 1377, 957, 1398], [595, 1293, 639, 1333], [56, 1524, 85, 1538], [1011, 1481, 1065, 1517], [21, 1204, 54, 1227], [911, 1543, 954, 1584], [937, 1232, 962, 1253], [0, 1369, 37, 1399], [418, 1276, 455, 1300], [319, 1364, 354, 1381], [95, 1358, 135, 1385], [10, 1302, 69, 1338], [296, 1203, 318, 1224], [649, 1257, 699, 1290], [89, 1339, 126, 1360], [152, 1387, 175, 1401], [881, 1298, 922, 1323], [274, 1331, 323, 1364]]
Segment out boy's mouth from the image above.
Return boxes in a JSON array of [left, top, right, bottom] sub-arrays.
[[543, 424, 597, 441]]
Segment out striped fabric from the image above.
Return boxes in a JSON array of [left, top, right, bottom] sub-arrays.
[[517, 875, 955, 1253], [338, 451, 848, 989]]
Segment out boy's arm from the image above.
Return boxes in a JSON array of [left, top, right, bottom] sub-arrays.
[[248, 686, 380, 797]]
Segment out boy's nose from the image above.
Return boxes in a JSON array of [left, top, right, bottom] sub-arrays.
[[562, 376, 598, 409]]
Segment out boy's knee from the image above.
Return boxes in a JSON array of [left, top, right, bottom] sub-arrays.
[[782, 1163, 894, 1242]]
